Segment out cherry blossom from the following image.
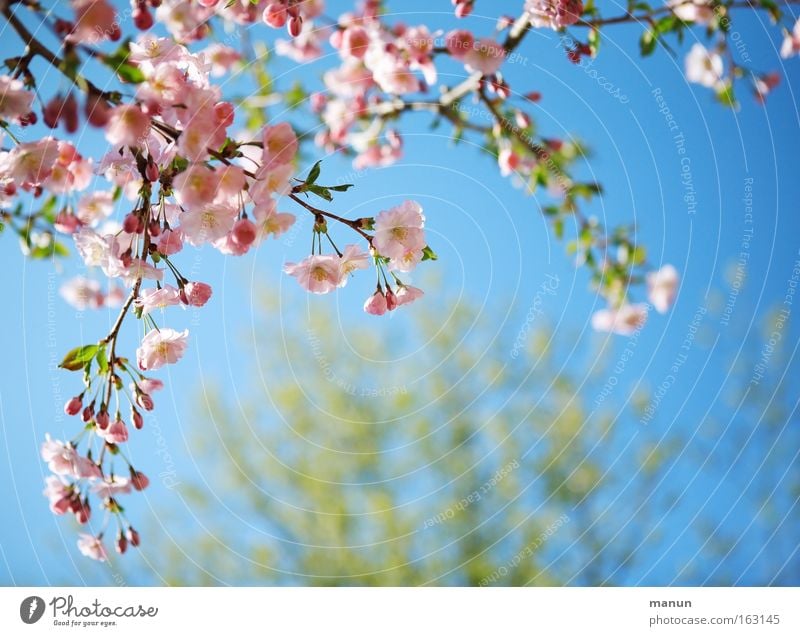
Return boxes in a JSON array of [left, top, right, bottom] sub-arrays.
[[685, 44, 724, 89], [591, 304, 649, 336], [526, 0, 584, 30], [284, 255, 342, 294], [77, 534, 108, 562], [136, 328, 190, 371], [647, 264, 680, 314]]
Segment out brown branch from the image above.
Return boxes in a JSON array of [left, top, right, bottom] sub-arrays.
[[288, 193, 372, 242]]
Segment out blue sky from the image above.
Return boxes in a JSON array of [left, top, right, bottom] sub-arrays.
[[0, 0, 798, 584]]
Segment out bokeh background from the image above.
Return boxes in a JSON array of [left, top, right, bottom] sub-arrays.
[[0, 0, 798, 585]]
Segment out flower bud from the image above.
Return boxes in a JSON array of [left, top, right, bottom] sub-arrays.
[[64, 395, 83, 416], [288, 15, 303, 37], [81, 403, 95, 423], [126, 527, 141, 547], [116, 531, 128, 554], [145, 158, 159, 183], [96, 408, 110, 430], [385, 288, 398, 311], [84, 94, 111, 127], [63, 93, 79, 134], [123, 213, 143, 234], [363, 290, 388, 316], [130, 469, 150, 491], [263, 3, 288, 27], [136, 392, 154, 411], [183, 281, 213, 307], [131, 407, 144, 430], [133, 6, 154, 30], [43, 94, 64, 129], [231, 218, 257, 248], [74, 498, 91, 524]]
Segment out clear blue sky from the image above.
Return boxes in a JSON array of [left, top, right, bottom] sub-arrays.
[[0, 1, 798, 584]]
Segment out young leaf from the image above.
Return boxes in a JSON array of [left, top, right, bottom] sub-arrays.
[[59, 345, 99, 371], [422, 246, 438, 261]]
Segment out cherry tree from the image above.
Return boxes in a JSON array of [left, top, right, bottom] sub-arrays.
[[0, 0, 796, 561]]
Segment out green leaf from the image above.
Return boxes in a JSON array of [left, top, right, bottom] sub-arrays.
[[327, 183, 354, 192], [307, 183, 332, 202], [640, 30, 657, 57], [59, 344, 99, 371], [422, 246, 438, 262], [305, 160, 322, 186], [96, 345, 108, 375], [101, 40, 145, 84]]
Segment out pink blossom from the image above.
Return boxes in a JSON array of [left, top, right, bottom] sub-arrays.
[[373, 200, 426, 268], [77, 534, 108, 562], [91, 476, 132, 499], [203, 43, 241, 76], [526, 0, 584, 30], [781, 19, 800, 58], [253, 202, 296, 239], [129, 35, 182, 70], [647, 264, 679, 314], [76, 190, 114, 226], [685, 44, 724, 88], [445, 30, 475, 60], [284, 255, 341, 294], [251, 162, 294, 199], [135, 285, 182, 315], [173, 164, 220, 210], [137, 328, 189, 371], [231, 218, 258, 248], [396, 284, 424, 306], [41, 435, 101, 479], [0, 75, 34, 122], [105, 105, 150, 147], [99, 418, 129, 445], [157, 228, 184, 255], [364, 289, 388, 315], [337, 244, 371, 285], [591, 303, 649, 336], [183, 281, 213, 307], [121, 258, 165, 287], [59, 276, 103, 310], [463, 38, 506, 76], [0, 137, 60, 187], [70, 0, 119, 44], [43, 476, 73, 515], [139, 378, 164, 394], [339, 25, 371, 59], [669, 0, 714, 24], [179, 203, 238, 245], [262, 122, 298, 167]]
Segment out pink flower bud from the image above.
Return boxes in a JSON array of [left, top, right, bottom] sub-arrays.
[[145, 159, 159, 182], [126, 527, 141, 547], [214, 101, 235, 128], [157, 229, 183, 255], [53, 495, 72, 515], [183, 281, 213, 307], [85, 94, 111, 127], [122, 213, 142, 234], [96, 409, 110, 430], [363, 290, 388, 316], [455, 1, 473, 18], [133, 6, 154, 30], [116, 532, 128, 554], [385, 288, 398, 311], [136, 392, 154, 411], [63, 93, 79, 134], [288, 15, 303, 37], [148, 220, 161, 237], [231, 218, 257, 248], [81, 403, 95, 423], [54, 211, 81, 234], [263, 3, 288, 27], [43, 95, 64, 129], [64, 396, 83, 416], [525, 91, 542, 102], [131, 407, 144, 430], [74, 498, 91, 524], [130, 470, 150, 491]]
